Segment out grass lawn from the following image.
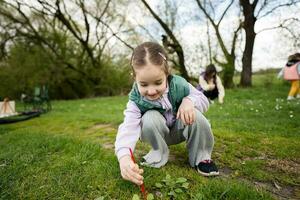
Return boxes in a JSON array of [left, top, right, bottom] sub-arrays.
[[0, 73, 299, 199]]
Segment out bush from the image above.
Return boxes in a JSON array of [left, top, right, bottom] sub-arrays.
[[0, 40, 132, 100]]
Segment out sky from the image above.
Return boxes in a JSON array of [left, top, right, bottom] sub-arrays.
[[6, 0, 299, 75], [125, 0, 300, 75]]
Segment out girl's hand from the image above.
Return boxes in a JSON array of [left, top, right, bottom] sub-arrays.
[[208, 84, 215, 90], [218, 97, 224, 104], [177, 97, 195, 125], [119, 155, 144, 185]]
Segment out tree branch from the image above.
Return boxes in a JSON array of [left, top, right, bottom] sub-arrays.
[[256, 17, 300, 36], [257, 0, 300, 19], [217, 0, 234, 27]]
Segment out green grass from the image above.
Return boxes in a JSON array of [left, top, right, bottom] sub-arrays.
[[0, 73, 299, 199]]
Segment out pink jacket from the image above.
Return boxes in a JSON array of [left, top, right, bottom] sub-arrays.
[[284, 62, 300, 80]]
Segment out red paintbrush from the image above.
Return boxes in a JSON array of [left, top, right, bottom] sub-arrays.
[[129, 148, 147, 200]]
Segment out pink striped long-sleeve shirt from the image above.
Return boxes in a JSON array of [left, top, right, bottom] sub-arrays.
[[114, 83, 209, 160]]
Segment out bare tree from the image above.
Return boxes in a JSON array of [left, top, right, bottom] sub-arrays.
[[0, 0, 133, 84], [195, 0, 242, 88], [280, 18, 300, 48], [140, 0, 190, 81], [239, 0, 300, 87]]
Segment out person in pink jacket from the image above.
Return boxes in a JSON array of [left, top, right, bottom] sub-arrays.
[[283, 53, 300, 100]]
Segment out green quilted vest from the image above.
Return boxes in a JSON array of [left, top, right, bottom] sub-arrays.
[[129, 74, 190, 114]]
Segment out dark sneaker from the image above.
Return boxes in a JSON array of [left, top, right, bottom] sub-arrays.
[[196, 160, 219, 176]]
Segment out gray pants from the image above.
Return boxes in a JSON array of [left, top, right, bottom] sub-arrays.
[[140, 110, 214, 168]]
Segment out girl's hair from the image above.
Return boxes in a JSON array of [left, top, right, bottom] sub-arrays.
[[204, 64, 217, 81], [288, 53, 300, 62], [130, 42, 169, 76]]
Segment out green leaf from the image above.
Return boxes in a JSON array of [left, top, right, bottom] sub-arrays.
[[155, 183, 163, 188], [168, 191, 176, 197], [234, 170, 239, 176], [95, 196, 105, 200], [181, 182, 189, 189], [132, 194, 140, 200], [165, 181, 172, 186], [165, 174, 171, 181], [194, 192, 205, 200], [175, 188, 183, 193], [176, 177, 187, 183], [147, 193, 154, 200]]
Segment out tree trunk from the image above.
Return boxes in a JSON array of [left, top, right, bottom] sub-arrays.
[[240, 0, 257, 87], [222, 57, 235, 88], [176, 49, 189, 81], [240, 28, 255, 86]]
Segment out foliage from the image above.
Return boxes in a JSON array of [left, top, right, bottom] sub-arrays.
[[130, 174, 189, 200], [0, 0, 134, 100], [131, 193, 154, 200], [93, 56, 132, 96], [154, 174, 189, 199], [0, 37, 132, 100]]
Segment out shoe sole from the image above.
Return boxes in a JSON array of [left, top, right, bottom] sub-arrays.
[[197, 168, 220, 176]]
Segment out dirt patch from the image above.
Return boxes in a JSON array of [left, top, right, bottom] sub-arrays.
[[266, 159, 300, 175], [219, 166, 232, 177], [252, 180, 297, 200], [89, 123, 116, 133], [168, 153, 186, 162], [82, 123, 117, 151], [101, 142, 114, 149], [217, 165, 298, 199]]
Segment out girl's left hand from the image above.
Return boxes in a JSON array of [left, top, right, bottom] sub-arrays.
[[177, 98, 195, 125]]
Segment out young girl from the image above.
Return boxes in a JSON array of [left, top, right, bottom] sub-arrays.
[[197, 64, 225, 104], [115, 42, 219, 186]]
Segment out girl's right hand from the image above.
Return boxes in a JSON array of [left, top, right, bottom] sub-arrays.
[[119, 155, 144, 185], [218, 98, 224, 104]]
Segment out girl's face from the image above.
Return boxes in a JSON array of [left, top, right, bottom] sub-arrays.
[[207, 72, 216, 79], [134, 64, 167, 101]]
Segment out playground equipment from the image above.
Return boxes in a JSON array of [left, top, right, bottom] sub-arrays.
[[0, 97, 41, 124], [21, 85, 52, 113], [0, 85, 51, 124]]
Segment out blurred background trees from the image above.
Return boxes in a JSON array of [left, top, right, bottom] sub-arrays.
[[0, 0, 299, 99]]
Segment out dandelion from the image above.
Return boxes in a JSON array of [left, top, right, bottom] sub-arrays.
[[255, 109, 259, 112], [290, 114, 294, 118]]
